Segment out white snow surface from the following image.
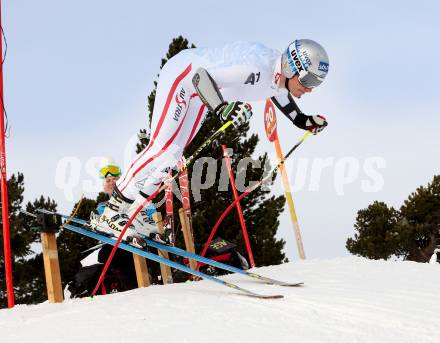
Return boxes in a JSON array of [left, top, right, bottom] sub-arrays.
[[1, 257, 439, 343]]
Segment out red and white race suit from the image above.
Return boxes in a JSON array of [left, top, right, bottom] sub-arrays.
[[117, 41, 289, 200]]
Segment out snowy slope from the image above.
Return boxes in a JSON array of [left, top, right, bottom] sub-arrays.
[[1, 257, 439, 343]]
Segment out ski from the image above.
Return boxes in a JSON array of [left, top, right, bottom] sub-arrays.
[[146, 239, 303, 287], [61, 222, 283, 299], [35, 209, 303, 287]]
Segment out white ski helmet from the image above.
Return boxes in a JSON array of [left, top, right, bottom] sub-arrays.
[[281, 39, 329, 88]]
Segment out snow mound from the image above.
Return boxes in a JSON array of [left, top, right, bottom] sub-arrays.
[[1, 257, 439, 343]]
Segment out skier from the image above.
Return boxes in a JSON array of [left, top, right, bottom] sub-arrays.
[[66, 162, 143, 298], [92, 39, 330, 242]]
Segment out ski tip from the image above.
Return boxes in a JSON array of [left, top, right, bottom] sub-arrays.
[[281, 282, 304, 287], [260, 294, 284, 299], [241, 292, 284, 300]]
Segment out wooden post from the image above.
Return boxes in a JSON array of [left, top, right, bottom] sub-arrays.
[[132, 254, 150, 287], [179, 208, 197, 270], [153, 212, 173, 284], [40, 231, 63, 303]]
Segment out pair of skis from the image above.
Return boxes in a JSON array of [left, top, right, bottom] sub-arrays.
[[33, 209, 303, 299]]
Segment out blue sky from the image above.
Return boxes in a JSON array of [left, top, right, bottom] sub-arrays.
[[3, 0, 440, 260]]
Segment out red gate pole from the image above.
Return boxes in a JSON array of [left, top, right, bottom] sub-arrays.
[[221, 145, 255, 268], [0, 2, 15, 308]]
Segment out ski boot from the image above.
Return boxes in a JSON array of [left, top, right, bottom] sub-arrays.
[[125, 192, 173, 245], [90, 187, 140, 244]]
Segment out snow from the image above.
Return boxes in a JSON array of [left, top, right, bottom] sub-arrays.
[[1, 257, 439, 343]]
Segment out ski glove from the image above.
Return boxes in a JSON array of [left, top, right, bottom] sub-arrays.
[[214, 101, 253, 129], [306, 115, 328, 134]]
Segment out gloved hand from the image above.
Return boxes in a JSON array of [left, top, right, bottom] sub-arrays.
[[214, 101, 253, 128], [306, 115, 328, 134]]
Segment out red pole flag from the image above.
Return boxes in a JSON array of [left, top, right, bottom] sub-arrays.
[[164, 170, 175, 243], [0, 1, 15, 308], [178, 158, 193, 237]]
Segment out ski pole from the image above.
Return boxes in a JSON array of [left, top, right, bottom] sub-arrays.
[[91, 120, 234, 296], [198, 130, 312, 265]]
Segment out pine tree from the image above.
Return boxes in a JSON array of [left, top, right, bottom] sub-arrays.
[[137, 36, 287, 266], [346, 175, 440, 262], [0, 173, 28, 307], [0, 174, 30, 260], [0, 174, 58, 306], [346, 201, 400, 260], [398, 175, 440, 261]]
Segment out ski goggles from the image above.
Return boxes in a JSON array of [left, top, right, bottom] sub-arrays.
[[99, 165, 121, 178], [297, 70, 324, 88]]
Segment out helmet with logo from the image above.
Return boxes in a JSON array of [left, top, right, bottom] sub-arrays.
[[281, 39, 329, 88]]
